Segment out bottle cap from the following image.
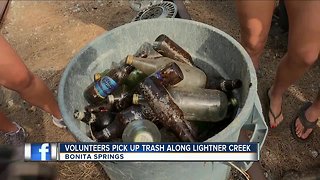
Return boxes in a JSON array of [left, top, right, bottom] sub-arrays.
[[94, 73, 102, 81], [126, 55, 134, 65], [74, 110, 85, 120], [132, 94, 139, 104], [134, 131, 154, 142], [107, 95, 115, 104], [230, 98, 238, 107]]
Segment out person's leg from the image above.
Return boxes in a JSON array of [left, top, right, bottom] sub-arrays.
[[295, 90, 320, 139], [0, 111, 17, 132], [236, 0, 275, 69], [0, 36, 64, 125], [268, 1, 320, 128]]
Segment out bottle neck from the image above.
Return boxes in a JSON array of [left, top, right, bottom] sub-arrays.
[[73, 110, 96, 124], [132, 94, 145, 105]]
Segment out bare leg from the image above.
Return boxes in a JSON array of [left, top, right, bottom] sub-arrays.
[[296, 91, 320, 139], [0, 36, 62, 119], [236, 0, 275, 69], [269, 1, 320, 128]]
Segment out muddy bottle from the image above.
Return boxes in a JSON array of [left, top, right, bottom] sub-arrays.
[[138, 75, 197, 142], [83, 64, 135, 104], [92, 106, 144, 141], [153, 34, 194, 66], [107, 92, 134, 112], [126, 55, 207, 88], [74, 110, 96, 124], [168, 87, 231, 122], [85, 103, 113, 113], [132, 94, 159, 123], [133, 87, 232, 122], [74, 110, 112, 129], [159, 127, 180, 142], [207, 77, 242, 92]]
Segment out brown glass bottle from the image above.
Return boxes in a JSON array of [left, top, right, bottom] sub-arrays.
[[74, 110, 96, 124], [153, 34, 194, 66], [132, 94, 160, 125], [207, 77, 242, 92], [149, 61, 184, 87], [92, 106, 144, 141], [74, 110, 112, 130], [85, 103, 113, 113], [126, 55, 206, 88], [83, 64, 135, 104], [138, 75, 197, 142], [107, 92, 134, 112]]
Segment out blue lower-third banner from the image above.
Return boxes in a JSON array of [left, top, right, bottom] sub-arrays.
[[24, 142, 259, 162]]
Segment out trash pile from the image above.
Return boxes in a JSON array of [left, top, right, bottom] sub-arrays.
[[74, 34, 242, 142]]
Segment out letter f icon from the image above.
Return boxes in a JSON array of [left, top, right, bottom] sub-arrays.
[[39, 143, 49, 161]]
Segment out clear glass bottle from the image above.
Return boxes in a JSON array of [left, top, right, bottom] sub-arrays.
[[126, 55, 207, 88], [133, 87, 234, 122], [168, 87, 231, 122], [122, 119, 161, 142]]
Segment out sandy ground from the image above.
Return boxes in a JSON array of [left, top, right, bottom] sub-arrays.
[[0, 1, 319, 180]]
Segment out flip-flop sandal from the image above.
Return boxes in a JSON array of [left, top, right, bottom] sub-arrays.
[[266, 88, 283, 128], [291, 102, 319, 143]]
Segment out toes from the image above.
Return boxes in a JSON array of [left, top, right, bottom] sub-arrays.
[[295, 120, 300, 132], [274, 114, 283, 128], [295, 119, 304, 136], [269, 113, 276, 128], [301, 129, 313, 139], [297, 130, 303, 137]]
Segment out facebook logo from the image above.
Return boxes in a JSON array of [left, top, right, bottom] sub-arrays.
[[25, 143, 57, 161]]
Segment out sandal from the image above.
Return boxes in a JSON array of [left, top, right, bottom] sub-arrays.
[[266, 87, 283, 128], [291, 102, 319, 142]]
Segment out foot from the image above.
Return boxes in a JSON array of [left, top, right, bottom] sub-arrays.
[[4, 122, 26, 145], [295, 103, 318, 139], [52, 115, 67, 129], [268, 87, 284, 128]]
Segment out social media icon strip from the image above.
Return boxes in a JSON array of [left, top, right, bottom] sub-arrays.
[[24, 143, 57, 161]]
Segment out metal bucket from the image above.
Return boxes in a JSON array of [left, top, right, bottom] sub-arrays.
[[58, 18, 268, 180]]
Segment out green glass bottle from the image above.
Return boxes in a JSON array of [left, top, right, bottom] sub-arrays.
[[123, 69, 148, 90]]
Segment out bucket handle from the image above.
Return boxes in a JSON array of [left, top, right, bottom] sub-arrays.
[[232, 94, 268, 171]]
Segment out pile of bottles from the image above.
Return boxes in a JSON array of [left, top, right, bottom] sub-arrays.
[[74, 34, 242, 142]]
